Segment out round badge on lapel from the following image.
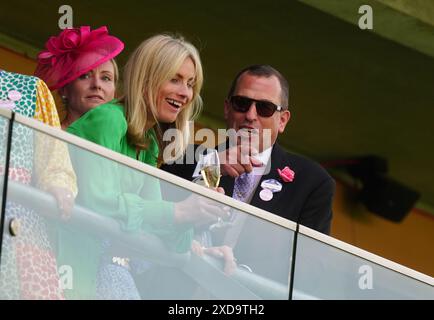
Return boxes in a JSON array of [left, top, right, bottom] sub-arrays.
[[261, 179, 282, 193], [259, 188, 273, 201]]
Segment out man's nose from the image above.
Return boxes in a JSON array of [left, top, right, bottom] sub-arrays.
[[245, 103, 258, 120]]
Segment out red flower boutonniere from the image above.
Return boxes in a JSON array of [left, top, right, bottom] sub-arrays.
[[277, 166, 295, 182]]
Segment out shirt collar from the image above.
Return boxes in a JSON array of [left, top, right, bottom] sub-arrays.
[[255, 146, 273, 166]]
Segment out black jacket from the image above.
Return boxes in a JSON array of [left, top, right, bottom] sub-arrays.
[[162, 143, 335, 234], [161, 142, 335, 283]]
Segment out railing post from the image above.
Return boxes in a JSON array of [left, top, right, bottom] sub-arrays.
[[0, 112, 15, 270]]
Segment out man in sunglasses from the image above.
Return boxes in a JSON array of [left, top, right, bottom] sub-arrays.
[[164, 64, 335, 234], [162, 65, 335, 283]]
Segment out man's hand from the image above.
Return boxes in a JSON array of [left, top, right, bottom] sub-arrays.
[[219, 145, 263, 178], [47, 186, 75, 220], [191, 240, 237, 275]]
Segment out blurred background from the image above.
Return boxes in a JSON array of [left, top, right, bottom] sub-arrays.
[[1, 0, 433, 276]]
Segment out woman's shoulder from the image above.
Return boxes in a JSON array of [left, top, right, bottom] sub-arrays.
[[69, 100, 126, 130], [67, 100, 128, 144], [67, 100, 128, 150], [89, 100, 125, 120]]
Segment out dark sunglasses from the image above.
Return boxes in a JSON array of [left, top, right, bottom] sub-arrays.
[[229, 95, 284, 117]]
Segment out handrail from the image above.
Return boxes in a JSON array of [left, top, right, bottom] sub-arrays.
[[6, 180, 189, 268], [0, 108, 12, 119], [13, 112, 297, 232], [5, 179, 290, 299]]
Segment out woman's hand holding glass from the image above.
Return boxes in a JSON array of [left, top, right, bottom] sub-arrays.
[[174, 150, 226, 227], [173, 188, 230, 227], [190, 149, 234, 230]]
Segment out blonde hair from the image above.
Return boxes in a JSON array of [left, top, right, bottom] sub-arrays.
[[121, 34, 203, 163], [110, 59, 120, 86]]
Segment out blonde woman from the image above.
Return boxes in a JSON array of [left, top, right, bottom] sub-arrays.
[[120, 34, 203, 165], [67, 34, 223, 230], [68, 34, 202, 166], [61, 34, 230, 299]]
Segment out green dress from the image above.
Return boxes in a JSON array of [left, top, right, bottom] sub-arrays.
[[60, 100, 192, 299]]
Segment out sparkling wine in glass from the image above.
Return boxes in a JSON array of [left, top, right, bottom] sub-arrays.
[[201, 163, 221, 188], [195, 149, 231, 230], [200, 149, 221, 188]]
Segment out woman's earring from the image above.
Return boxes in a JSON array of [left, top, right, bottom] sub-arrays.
[[61, 95, 68, 106]]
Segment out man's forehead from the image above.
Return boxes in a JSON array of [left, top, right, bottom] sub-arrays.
[[235, 74, 281, 102]]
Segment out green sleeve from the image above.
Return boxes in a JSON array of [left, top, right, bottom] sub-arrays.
[[67, 103, 192, 252], [119, 194, 193, 253], [118, 167, 193, 252], [68, 147, 192, 252], [67, 102, 126, 152]]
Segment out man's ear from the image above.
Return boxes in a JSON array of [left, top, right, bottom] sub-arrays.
[[278, 110, 291, 133]]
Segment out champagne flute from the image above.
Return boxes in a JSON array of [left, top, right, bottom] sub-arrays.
[[194, 149, 231, 230], [200, 149, 221, 189]]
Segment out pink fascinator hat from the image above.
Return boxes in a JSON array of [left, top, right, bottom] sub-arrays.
[[35, 26, 124, 90]]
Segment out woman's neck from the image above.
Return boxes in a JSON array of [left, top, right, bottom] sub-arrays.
[[61, 112, 79, 130], [61, 118, 71, 130]]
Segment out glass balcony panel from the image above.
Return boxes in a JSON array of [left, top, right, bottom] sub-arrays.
[[1, 121, 68, 300], [0, 113, 11, 299], [0, 118, 294, 300], [292, 231, 434, 299], [3, 116, 431, 300], [0, 114, 9, 211]]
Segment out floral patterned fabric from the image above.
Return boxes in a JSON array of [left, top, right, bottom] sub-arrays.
[[0, 70, 77, 299]]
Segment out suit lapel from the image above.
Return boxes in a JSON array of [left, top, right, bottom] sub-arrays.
[[250, 144, 290, 212], [219, 143, 292, 210]]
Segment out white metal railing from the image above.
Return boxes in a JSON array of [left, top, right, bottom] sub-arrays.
[[5, 179, 289, 299]]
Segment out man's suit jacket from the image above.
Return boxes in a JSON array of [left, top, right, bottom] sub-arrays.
[[161, 143, 335, 282], [162, 143, 335, 234]]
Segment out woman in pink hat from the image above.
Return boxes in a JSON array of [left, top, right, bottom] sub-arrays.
[[35, 26, 129, 299], [35, 25, 124, 129]]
